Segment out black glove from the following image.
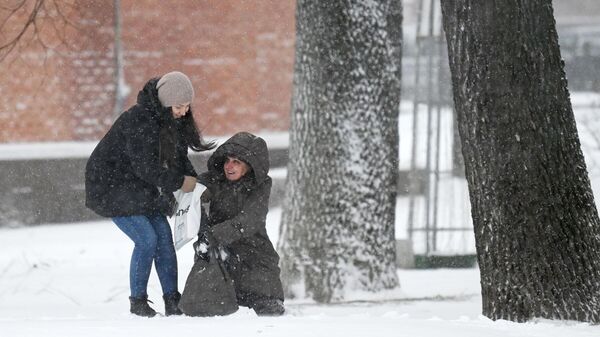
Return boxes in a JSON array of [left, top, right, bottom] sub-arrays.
[[193, 233, 210, 262], [157, 192, 177, 217]]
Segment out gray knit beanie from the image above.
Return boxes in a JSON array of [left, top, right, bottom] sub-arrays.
[[156, 71, 195, 107]]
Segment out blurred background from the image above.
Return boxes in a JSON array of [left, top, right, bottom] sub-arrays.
[[1, 0, 599, 263]]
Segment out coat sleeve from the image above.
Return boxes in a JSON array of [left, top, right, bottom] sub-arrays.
[[209, 178, 271, 246], [196, 172, 215, 189], [123, 118, 184, 192]]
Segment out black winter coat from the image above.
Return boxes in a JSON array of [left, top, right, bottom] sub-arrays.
[[198, 132, 284, 301], [85, 78, 196, 217]]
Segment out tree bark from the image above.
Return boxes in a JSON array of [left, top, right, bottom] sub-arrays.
[[441, 0, 600, 322], [278, 0, 402, 303]]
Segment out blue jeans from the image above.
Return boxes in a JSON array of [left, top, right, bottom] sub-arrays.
[[113, 214, 178, 298]]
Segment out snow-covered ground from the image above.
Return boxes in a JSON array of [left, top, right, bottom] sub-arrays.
[[2, 93, 600, 335], [2, 216, 599, 337]]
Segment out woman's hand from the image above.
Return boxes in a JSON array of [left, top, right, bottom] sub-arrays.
[[181, 175, 197, 192]]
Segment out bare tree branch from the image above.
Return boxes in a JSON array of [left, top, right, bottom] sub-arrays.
[[0, 0, 45, 62], [0, 1, 28, 29], [0, 0, 80, 63]]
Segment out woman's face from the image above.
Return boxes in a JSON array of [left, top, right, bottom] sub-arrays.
[[224, 156, 249, 181], [171, 103, 190, 119]]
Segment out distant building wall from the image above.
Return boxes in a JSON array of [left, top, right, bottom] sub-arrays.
[[2, 1, 598, 144], [0, 147, 290, 227], [0, 0, 295, 143]]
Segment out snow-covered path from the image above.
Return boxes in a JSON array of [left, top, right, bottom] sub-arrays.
[[1, 220, 598, 337]]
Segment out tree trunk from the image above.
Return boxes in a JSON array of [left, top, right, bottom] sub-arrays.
[[278, 0, 402, 303], [441, 0, 600, 322]]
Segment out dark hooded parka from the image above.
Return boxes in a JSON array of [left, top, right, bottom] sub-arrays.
[[198, 132, 284, 302], [85, 78, 197, 217]]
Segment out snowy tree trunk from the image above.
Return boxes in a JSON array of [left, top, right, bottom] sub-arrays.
[[277, 0, 402, 303], [441, 0, 600, 322]]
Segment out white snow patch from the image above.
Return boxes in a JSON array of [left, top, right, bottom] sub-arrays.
[[0, 220, 596, 337], [571, 91, 600, 107]]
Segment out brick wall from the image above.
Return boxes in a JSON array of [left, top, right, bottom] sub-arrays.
[[0, 0, 295, 142]]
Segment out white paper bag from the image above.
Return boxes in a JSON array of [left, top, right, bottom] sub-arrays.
[[168, 183, 207, 250]]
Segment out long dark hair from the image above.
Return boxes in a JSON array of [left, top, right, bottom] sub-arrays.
[[143, 76, 215, 153], [178, 107, 216, 152]]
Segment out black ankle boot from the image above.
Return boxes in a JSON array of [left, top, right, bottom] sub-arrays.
[[163, 292, 183, 316], [129, 296, 157, 317], [252, 298, 285, 316]]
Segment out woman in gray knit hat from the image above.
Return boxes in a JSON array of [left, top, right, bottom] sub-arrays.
[[85, 71, 215, 317]]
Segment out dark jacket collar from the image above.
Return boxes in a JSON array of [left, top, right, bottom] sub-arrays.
[[136, 78, 174, 125]]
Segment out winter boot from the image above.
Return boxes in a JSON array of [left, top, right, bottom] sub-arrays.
[[129, 296, 157, 317], [251, 298, 285, 317], [163, 291, 183, 316]]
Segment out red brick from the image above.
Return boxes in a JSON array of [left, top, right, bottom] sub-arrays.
[[0, 0, 295, 142]]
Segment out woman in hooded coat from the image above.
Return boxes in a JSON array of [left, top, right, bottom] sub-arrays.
[[85, 71, 214, 317], [194, 132, 285, 316]]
